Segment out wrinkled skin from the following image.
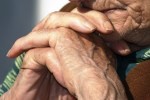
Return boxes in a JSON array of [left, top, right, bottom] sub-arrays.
[[2, 28, 127, 100], [3, 1, 146, 98], [1, 66, 75, 100], [70, 0, 150, 54]]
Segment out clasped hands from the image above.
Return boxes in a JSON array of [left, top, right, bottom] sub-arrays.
[[2, 7, 130, 100], [2, 0, 150, 99]]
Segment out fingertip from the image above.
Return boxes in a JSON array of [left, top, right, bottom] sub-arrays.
[[117, 48, 131, 56], [96, 21, 114, 34], [6, 48, 17, 58], [6, 49, 11, 58], [6, 45, 22, 58], [110, 40, 131, 56], [103, 21, 114, 34]]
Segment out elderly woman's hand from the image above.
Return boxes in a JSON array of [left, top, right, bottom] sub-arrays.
[[5, 28, 126, 100], [70, 0, 150, 55], [7, 9, 114, 58], [1, 47, 75, 100]]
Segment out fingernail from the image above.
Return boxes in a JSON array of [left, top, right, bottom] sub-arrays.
[[103, 21, 113, 33], [119, 49, 131, 55], [6, 49, 11, 57], [111, 40, 131, 56], [118, 44, 131, 55]]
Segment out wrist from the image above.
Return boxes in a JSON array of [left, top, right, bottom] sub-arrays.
[[74, 67, 110, 100]]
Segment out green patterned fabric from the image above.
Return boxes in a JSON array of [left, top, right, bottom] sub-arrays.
[[0, 53, 25, 96], [0, 47, 150, 96]]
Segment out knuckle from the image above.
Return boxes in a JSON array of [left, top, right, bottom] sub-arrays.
[[48, 11, 59, 19], [23, 49, 34, 61], [45, 11, 67, 28], [48, 11, 65, 21], [45, 49, 54, 59], [22, 49, 37, 68]]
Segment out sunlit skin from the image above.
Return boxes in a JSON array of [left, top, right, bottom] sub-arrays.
[[3, 28, 126, 100], [2, 8, 128, 99], [1, 0, 150, 99], [70, 0, 150, 55]]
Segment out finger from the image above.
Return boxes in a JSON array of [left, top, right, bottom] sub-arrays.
[[7, 29, 57, 58], [72, 7, 114, 34], [11, 48, 64, 99], [23, 48, 65, 87], [32, 12, 96, 33], [108, 40, 131, 56], [7, 28, 75, 58]]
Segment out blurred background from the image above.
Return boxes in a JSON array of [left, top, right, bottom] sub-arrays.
[[0, 0, 68, 83]]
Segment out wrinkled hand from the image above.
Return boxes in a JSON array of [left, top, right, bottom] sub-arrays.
[[6, 28, 126, 100], [2, 48, 75, 100], [7, 9, 114, 58], [70, 0, 150, 55]]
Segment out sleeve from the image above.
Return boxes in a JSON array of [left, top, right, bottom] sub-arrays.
[[0, 53, 25, 96]]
